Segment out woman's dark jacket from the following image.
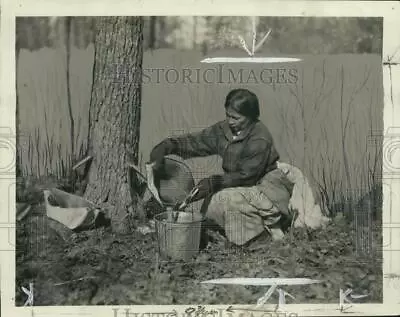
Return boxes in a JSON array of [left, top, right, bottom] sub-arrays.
[[155, 119, 280, 192]]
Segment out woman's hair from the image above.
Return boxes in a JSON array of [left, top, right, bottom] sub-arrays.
[[224, 88, 260, 121]]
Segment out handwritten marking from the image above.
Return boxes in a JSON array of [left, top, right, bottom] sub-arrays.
[[21, 282, 34, 306], [339, 288, 368, 312], [200, 57, 302, 64]]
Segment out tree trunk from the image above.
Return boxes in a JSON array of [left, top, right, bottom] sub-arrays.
[[65, 17, 74, 162], [149, 16, 157, 49], [158, 17, 166, 48], [192, 16, 197, 49], [84, 17, 144, 234]]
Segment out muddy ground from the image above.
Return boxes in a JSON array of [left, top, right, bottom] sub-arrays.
[[15, 178, 382, 306]]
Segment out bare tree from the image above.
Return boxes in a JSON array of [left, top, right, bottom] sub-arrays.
[[158, 17, 167, 48], [149, 16, 157, 50], [84, 17, 144, 234], [65, 17, 74, 162], [193, 16, 198, 49]]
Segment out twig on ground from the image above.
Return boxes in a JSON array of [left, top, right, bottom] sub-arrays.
[[54, 276, 96, 286], [17, 204, 32, 221]]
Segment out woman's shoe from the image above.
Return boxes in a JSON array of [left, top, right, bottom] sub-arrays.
[[269, 228, 285, 241], [246, 231, 272, 251]]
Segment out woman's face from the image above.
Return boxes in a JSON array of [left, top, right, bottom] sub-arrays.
[[225, 107, 251, 133]]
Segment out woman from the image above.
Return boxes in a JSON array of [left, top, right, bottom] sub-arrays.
[[149, 88, 295, 246]]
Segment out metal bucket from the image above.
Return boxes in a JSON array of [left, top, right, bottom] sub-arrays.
[[154, 211, 204, 261]]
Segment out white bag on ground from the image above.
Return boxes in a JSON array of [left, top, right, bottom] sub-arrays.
[[44, 188, 100, 230]]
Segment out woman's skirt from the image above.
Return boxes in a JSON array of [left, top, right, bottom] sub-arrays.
[[202, 168, 295, 246]]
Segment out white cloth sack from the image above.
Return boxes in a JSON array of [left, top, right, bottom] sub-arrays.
[[277, 161, 330, 228], [44, 188, 100, 230]]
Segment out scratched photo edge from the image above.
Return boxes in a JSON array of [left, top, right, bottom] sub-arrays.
[[1, 1, 399, 316]]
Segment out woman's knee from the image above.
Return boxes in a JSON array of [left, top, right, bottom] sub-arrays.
[[211, 188, 237, 203]]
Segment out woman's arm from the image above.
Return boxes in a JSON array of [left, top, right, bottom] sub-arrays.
[[150, 123, 221, 162], [187, 139, 277, 203]]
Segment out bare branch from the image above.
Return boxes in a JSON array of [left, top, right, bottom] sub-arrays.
[[254, 28, 271, 54], [237, 35, 252, 56]]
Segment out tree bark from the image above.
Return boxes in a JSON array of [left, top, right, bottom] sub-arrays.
[[84, 17, 144, 234]]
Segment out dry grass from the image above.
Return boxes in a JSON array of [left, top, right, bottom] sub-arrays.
[[15, 194, 382, 305], [17, 48, 383, 215]]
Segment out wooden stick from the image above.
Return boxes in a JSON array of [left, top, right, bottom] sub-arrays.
[[254, 28, 272, 54], [127, 161, 147, 181], [173, 209, 180, 223], [72, 156, 92, 170], [252, 16, 257, 55], [54, 276, 95, 286], [16, 204, 32, 221], [238, 35, 252, 56]]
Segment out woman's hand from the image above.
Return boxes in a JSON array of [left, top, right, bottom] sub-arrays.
[[149, 139, 176, 172], [174, 175, 224, 210], [187, 175, 224, 203]]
